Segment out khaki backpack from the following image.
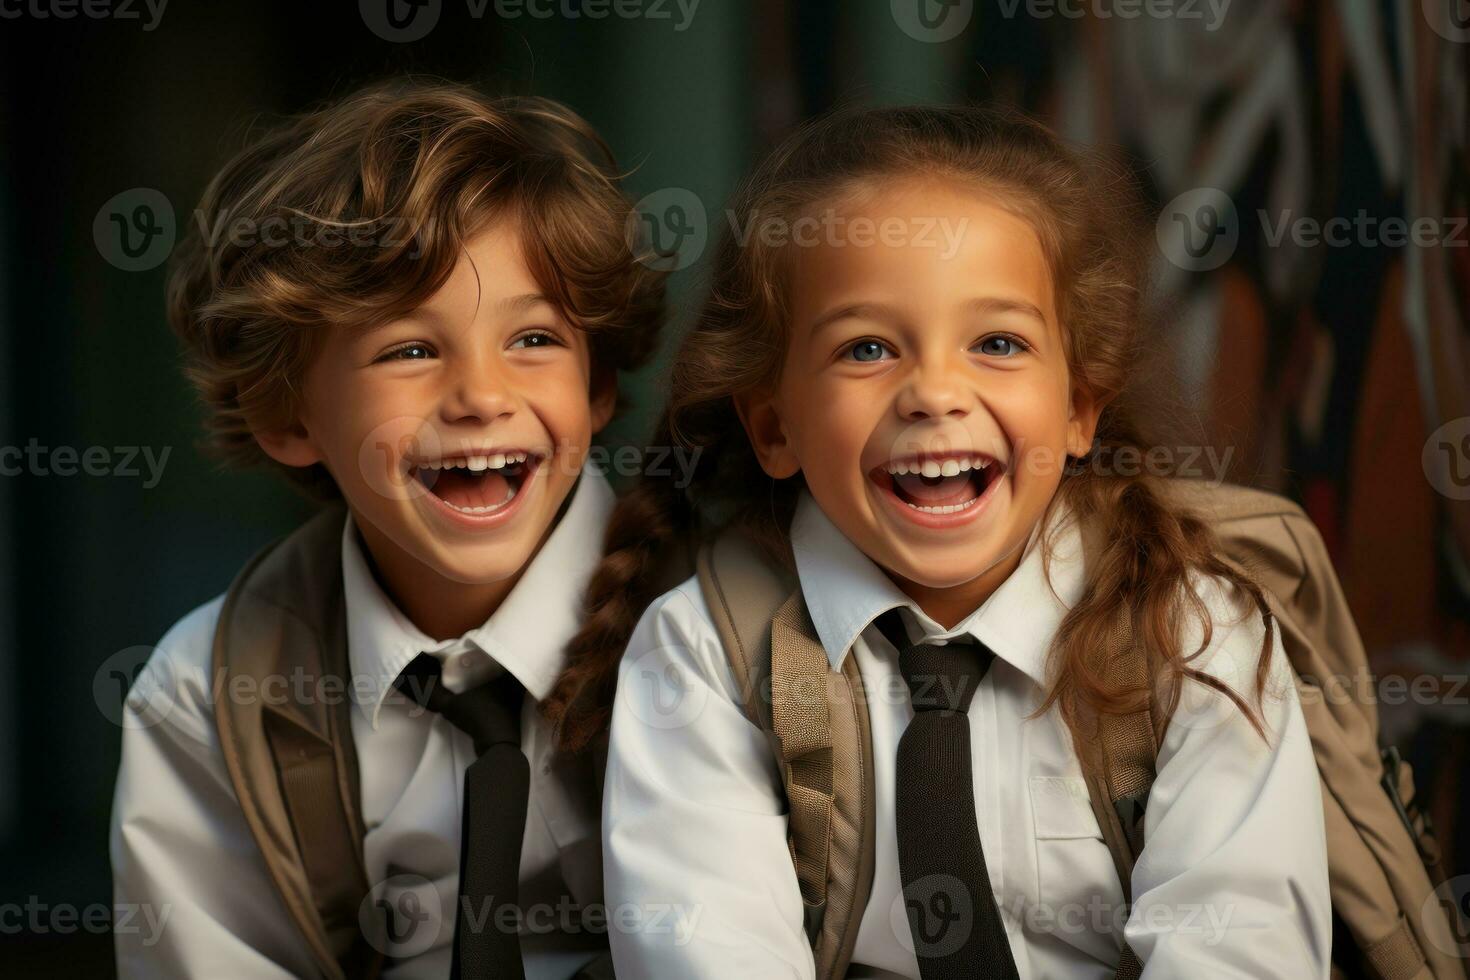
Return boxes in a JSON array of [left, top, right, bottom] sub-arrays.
[[695, 480, 1467, 980], [208, 503, 614, 980]]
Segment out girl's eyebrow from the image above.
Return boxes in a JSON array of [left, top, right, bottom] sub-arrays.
[[962, 296, 1048, 323], [806, 295, 1048, 338], [806, 302, 903, 337]]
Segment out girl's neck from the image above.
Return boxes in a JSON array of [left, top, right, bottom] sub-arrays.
[[887, 537, 1029, 630]]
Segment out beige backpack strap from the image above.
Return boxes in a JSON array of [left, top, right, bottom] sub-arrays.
[[213, 505, 382, 980], [696, 529, 789, 726], [697, 531, 877, 980]]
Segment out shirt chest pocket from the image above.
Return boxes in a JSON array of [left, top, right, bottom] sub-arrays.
[[1028, 775, 1127, 961]]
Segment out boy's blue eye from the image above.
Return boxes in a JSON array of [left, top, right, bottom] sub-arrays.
[[381, 343, 433, 361], [847, 340, 889, 362], [511, 330, 559, 349]]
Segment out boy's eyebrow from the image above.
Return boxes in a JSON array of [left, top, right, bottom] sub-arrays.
[[495, 292, 555, 315], [345, 293, 557, 339]]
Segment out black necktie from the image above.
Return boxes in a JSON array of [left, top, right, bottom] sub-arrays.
[[394, 652, 529, 980], [876, 609, 1019, 980]]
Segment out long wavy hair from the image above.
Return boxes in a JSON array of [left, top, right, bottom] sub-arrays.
[[546, 103, 1272, 751]]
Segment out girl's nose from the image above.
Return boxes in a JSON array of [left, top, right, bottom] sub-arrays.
[[440, 359, 515, 425], [895, 355, 974, 421]]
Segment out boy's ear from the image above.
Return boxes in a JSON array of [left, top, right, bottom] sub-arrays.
[[589, 365, 618, 435], [1066, 379, 1107, 458], [252, 420, 325, 469], [734, 389, 801, 479]]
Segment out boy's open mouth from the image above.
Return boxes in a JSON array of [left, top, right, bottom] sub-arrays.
[[868, 452, 1003, 515], [408, 450, 542, 516]]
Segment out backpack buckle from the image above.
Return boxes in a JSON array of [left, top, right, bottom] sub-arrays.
[[1113, 791, 1148, 858], [1380, 745, 1440, 868], [803, 900, 826, 942]]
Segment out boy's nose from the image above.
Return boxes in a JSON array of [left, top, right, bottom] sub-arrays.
[[440, 360, 515, 424]]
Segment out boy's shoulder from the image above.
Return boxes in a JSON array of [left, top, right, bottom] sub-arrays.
[[125, 592, 228, 744]]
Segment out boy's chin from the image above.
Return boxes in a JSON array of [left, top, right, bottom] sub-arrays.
[[413, 538, 541, 587]]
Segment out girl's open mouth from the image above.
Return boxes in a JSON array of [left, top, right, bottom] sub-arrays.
[[409, 450, 542, 517], [869, 452, 1004, 519]]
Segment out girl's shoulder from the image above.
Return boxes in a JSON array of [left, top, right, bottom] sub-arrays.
[[631, 573, 720, 643], [618, 574, 750, 706], [1167, 567, 1296, 729]]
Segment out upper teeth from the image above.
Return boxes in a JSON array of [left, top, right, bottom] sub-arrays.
[[416, 452, 529, 471], [885, 455, 991, 478]]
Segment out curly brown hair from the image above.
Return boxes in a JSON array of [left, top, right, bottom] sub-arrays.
[[545, 102, 1273, 754], [168, 79, 666, 498]]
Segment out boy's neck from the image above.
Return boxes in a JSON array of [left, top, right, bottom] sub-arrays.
[[888, 540, 1028, 631], [351, 517, 530, 643]]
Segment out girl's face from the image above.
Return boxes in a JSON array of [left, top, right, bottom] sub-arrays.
[[740, 177, 1101, 623]]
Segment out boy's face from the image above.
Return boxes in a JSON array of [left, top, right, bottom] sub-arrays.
[[740, 178, 1100, 616], [258, 218, 613, 594]]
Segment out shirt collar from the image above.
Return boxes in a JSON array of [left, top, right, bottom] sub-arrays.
[[342, 462, 616, 728], [789, 490, 1087, 687]]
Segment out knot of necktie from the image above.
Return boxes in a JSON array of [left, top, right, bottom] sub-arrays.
[[875, 609, 995, 714], [393, 651, 523, 756]]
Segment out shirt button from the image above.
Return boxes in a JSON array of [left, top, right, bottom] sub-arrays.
[[460, 652, 476, 668]]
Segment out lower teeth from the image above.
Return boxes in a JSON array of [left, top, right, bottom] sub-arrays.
[[441, 484, 516, 515], [905, 495, 980, 515]]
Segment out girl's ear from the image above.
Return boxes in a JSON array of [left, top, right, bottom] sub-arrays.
[[734, 390, 801, 479], [1066, 380, 1107, 458], [589, 364, 618, 435], [253, 420, 325, 468]]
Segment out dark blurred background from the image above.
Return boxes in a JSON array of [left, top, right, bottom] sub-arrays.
[[1, 0, 1466, 975]]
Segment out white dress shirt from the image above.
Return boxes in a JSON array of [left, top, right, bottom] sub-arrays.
[[603, 491, 1332, 979], [112, 464, 614, 979]]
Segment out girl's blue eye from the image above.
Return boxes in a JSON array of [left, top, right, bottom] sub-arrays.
[[847, 340, 889, 362], [975, 335, 1023, 357]]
